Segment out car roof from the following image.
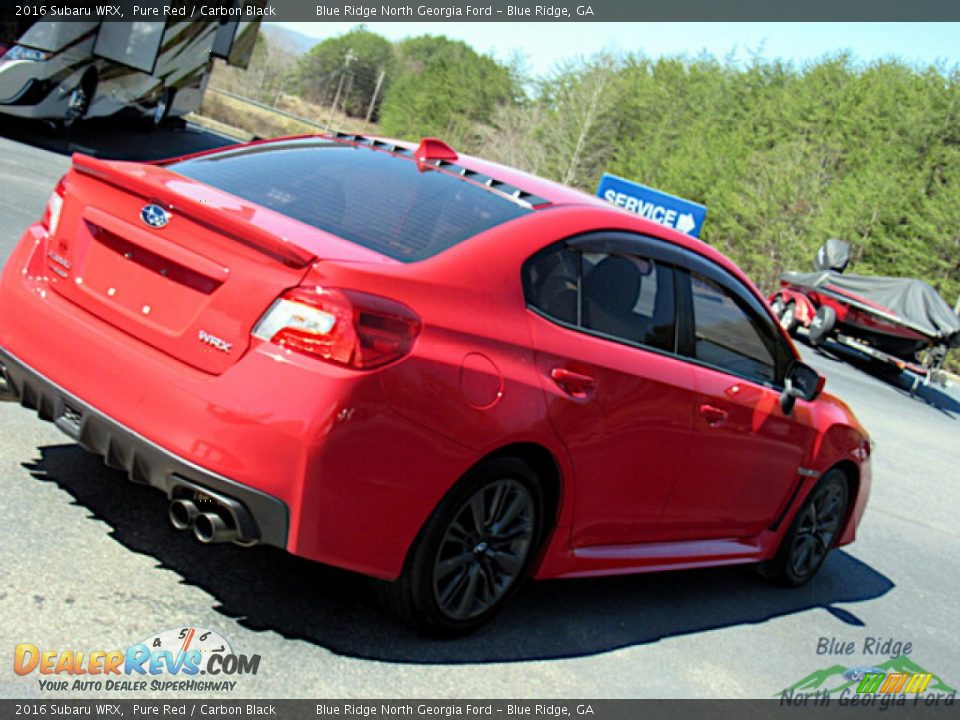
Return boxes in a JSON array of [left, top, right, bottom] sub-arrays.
[[399, 142, 612, 210], [168, 133, 754, 293]]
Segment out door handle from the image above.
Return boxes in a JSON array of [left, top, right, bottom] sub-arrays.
[[551, 367, 595, 398], [698, 403, 728, 425]]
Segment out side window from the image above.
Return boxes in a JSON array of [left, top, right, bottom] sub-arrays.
[[523, 243, 677, 354], [689, 272, 777, 384], [522, 244, 580, 326], [581, 253, 676, 353]]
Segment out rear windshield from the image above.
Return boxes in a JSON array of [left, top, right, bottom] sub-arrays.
[[169, 139, 531, 263]]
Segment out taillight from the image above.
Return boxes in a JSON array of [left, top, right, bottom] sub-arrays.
[[253, 286, 421, 369], [41, 176, 67, 237]]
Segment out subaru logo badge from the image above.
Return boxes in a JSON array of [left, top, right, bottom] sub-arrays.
[[140, 204, 170, 229]]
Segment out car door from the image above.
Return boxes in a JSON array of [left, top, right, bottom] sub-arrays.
[[660, 265, 817, 540], [522, 232, 698, 548]]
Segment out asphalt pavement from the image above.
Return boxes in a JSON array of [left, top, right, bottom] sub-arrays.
[[0, 127, 957, 699]]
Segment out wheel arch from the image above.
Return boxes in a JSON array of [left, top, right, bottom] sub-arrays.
[[828, 458, 862, 546], [479, 441, 564, 546], [396, 440, 566, 576]]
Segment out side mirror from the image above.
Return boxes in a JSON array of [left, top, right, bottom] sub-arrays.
[[780, 361, 825, 415]]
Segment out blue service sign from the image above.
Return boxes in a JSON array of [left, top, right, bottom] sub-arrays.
[[597, 173, 707, 238]]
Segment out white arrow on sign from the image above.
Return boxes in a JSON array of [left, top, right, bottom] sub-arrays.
[[675, 212, 696, 235]]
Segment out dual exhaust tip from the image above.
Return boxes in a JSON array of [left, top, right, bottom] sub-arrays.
[[169, 497, 240, 544]]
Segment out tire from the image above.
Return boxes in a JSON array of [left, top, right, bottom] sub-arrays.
[[770, 295, 786, 320], [379, 457, 543, 636], [780, 302, 799, 336], [761, 470, 849, 587], [809, 305, 836, 347]]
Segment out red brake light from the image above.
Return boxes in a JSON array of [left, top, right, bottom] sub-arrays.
[[253, 286, 421, 369], [41, 176, 67, 236]]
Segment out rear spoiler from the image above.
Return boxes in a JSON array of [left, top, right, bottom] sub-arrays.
[[71, 153, 317, 269]]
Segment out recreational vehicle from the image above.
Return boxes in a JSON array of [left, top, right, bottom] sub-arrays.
[[0, 12, 259, 126]]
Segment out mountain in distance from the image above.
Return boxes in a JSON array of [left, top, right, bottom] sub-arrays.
[[262, 24, 318, 55]]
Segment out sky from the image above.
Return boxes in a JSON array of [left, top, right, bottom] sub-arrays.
[[273, 22, 960, 77]]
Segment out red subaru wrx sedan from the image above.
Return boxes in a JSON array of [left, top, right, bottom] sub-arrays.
[[0, 134, 871, 635]]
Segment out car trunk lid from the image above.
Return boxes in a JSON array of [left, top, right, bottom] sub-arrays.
[[44, 154, 376, 375]]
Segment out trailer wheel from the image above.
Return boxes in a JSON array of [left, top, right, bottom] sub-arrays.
[[780, 302, 799, 336], [809, 306, 836, 347]]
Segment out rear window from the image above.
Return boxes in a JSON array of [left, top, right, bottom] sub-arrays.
[[169, 139, 531, 262]]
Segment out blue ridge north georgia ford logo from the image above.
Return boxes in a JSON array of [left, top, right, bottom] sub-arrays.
[[140, 204, 171, 229]]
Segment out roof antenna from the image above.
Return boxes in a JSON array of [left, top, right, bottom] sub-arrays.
[[414, 138, 458, 164]]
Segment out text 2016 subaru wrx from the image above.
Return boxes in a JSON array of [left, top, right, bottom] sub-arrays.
[[0, 134, 871, 634]]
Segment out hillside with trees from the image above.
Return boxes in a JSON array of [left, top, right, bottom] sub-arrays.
[[210, 28, 960, 346]]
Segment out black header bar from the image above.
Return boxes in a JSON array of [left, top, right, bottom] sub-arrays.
[[1, 0, 959, 22]]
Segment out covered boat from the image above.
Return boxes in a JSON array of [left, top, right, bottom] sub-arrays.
[[770, 239, 959, 370]]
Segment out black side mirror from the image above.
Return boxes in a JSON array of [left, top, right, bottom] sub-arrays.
[[780, 361, 825, 415]]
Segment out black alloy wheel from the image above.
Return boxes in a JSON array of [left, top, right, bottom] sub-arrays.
[[379, 457, 543, 636], [432, 477, 536, 621], [763, 470, 849, 586]]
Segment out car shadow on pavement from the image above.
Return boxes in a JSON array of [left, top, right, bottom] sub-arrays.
[[0, 116, 238, 162], [26, 444, 895, 665]]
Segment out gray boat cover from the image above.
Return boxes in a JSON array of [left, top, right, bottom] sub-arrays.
[[781, 270, 960, 345]]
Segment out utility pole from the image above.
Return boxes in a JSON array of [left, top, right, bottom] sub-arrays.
[[328, 49, 357, 129], [365, 68, 386, 123], [273, 76, 292, 108]]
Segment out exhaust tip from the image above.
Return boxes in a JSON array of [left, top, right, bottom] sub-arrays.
[[168, 499, 198, 531], [193, 511, 239, 544]]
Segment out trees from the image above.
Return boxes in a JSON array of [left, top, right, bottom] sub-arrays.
[[533, 55, 623, 189], [210, 32, 297, 105], [581, 54, 960, 309], [295, 25, 394, 120], [227, 28, 960, 332], [378, 36, 519, 145]]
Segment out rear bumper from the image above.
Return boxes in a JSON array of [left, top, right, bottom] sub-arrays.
[[0, 347, 289, 548]]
